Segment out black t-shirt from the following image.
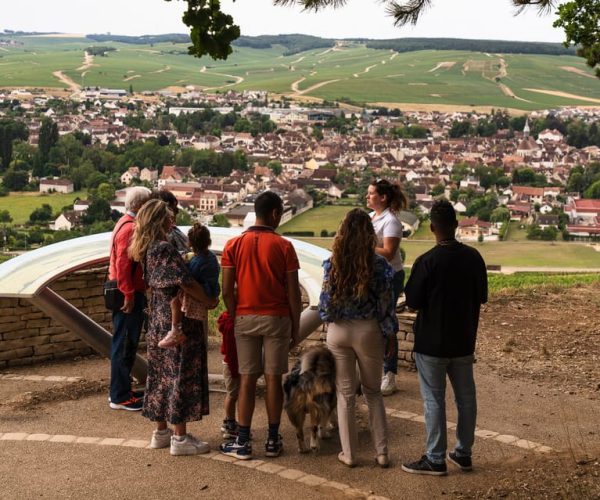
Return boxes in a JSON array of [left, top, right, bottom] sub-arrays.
[[405, 242, 488, 358]]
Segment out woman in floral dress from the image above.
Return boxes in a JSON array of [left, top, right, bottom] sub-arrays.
[[128, 199, 218, 456]]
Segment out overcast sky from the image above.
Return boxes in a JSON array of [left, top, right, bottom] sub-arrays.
[[3, 0, 566, 43]]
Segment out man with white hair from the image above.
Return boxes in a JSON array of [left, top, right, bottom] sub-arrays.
[[108, 186, 151, 411]]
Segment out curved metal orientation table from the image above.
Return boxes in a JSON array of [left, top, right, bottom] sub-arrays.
[[0, 228, 330, 383]]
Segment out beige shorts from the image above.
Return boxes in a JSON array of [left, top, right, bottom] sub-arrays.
[[222, 362, 240, 400], [234, 315, 291, 375]]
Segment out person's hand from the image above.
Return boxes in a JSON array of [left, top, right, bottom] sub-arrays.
[[290, 330, 300, 350], [121, 296, 134, 314]]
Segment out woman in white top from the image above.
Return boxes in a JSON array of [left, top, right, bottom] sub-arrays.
[[366, 179, 409, 396]]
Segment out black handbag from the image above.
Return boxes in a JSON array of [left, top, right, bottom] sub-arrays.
[[103, 279, 124, 312], [104, 220, 135, 312]]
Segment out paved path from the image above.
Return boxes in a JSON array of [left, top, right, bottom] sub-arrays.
[[1, 344, 598, 499]]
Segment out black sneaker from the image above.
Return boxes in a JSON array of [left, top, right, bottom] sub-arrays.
[[109, 397, 143, 411], [448, 452, 472, 471], [265, 434, 283, 457], [402, 455, 447, 476], [220, 438, 253, 460]]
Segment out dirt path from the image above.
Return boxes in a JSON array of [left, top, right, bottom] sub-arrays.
[[290, 77, 306, 93], [52, 71, 80, 92], [202, 71, 244, 90], [123, 74, 141, 82], [353, 64, 378, 78], [560, 66, 596, 79], [389, 51, 398, 61], [524, 88, 600, 104], [498, 83, 532, 103], [76, 51, 94, 72], [428, 61, 456, 72], [151, 66, 170, 74], [295, 79, 340, 96]]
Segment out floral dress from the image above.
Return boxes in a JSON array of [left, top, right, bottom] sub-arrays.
[[141, 240, 209, 424]]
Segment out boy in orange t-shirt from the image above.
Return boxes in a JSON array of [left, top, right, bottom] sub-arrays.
[[219, 191, 302, 460]]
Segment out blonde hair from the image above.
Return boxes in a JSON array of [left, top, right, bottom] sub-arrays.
[[327, 208, 376, 304], [128, 199, 170, 262]]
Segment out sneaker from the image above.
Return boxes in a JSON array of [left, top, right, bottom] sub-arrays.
[[376, 453, 390, 468], [220, 438, 253, 460], [265, 435, 283, 458], [109, 397, 143, 411], [448, 452, 473, 471], [170, 434, 210, 456], [131, 389, 145, 399], [338, 451, 356, 468], [402, 455, 448, 476], [381, 372, 397, 396], [150, 428, 172, 449], [158, 328, 185, 349], [220, 419, 239, 439]]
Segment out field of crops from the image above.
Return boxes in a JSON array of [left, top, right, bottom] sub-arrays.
[[1, 36, 599, 110]]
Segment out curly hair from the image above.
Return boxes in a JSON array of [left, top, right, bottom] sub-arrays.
[[188, 223, 211, 255], [128, 199, 171, 263], [327, 208, 376, 304]]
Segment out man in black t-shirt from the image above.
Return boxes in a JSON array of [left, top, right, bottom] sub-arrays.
[[402, 199, 488, 476]]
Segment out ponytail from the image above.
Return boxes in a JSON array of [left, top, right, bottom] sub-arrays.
[[371, 179, 408, 213]]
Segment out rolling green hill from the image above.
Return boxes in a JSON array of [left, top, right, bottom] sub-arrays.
[[0, 35, 598, 110]]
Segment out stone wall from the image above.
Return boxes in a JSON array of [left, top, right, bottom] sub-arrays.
[[0, 267, 112, 369], [0, 268, 416, 370]]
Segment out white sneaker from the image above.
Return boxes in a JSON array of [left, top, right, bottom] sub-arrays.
[[170, 433, 211, 456], [381, 372, 397, 396], [150, 428, 173, 449]]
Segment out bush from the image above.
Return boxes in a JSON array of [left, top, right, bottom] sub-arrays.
[[320, 229, 329, 237]]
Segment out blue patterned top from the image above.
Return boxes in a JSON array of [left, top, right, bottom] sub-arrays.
[[318, 254, 399, 338]]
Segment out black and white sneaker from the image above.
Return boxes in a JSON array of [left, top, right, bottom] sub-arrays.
[[265, 435, 283, 457], [401, 455, 447, 476], [448, 452, 473, 471]]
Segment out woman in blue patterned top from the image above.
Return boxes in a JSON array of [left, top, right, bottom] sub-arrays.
[[318, 208, 398, 468]]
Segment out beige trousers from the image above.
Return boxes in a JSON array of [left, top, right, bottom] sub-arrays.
[[327, 319, 388, 460]]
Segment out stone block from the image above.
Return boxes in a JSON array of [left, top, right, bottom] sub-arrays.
[[19, 312, 46, 321], [1, 329, 44, 341], [50, 333, 80, 343], [277, 468, 306, 480], [31, 355, 54, 364], [0, 315, 20, 325], [42, 327, 68, 335], [406, 332, 415, 342], [55, 289, 82, 300], [0, 321, 26, 334], [495, 434, 519, 445], [0, 347, 33, 361], [399, 341, 414, 351], [297, 474, 327, 487], [34, 342, 80, 356], [1, 335, 50, 350], [26, 319, 50, 329], [0, 298, 18, 308]]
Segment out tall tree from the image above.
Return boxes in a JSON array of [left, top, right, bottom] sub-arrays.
[[38, 118, 59, 164], [170, 0, 599, 76], [0, 119, 28, 172]]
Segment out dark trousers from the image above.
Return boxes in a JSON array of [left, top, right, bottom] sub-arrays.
[[110, 291, 145, 403]]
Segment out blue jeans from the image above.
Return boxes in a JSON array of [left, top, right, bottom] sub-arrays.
[[110, 291, 145, 403], [415, 353, 477, 464], [383, 269, 405, 374]]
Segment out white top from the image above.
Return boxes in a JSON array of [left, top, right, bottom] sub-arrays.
[[370, 208, 403, 272]]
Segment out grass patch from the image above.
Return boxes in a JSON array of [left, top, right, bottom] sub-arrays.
[[488, 272, 600, 293], [296, 237, 600, 268], [278, 205, 359, 235], [0, 191, 86, 225]]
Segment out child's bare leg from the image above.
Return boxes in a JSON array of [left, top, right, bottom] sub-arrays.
[[224, 393, 237, 421], [158, 297, 185, 348]]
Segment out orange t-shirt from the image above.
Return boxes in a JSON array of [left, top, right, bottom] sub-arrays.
[[221, 226, 300, 316]]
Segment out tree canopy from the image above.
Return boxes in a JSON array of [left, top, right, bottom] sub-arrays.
[[169, 0, 599, 76]]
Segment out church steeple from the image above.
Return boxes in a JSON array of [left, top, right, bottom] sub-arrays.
[[523, 118, 530, 138]]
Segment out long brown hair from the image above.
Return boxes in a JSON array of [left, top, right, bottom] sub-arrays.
[[371, 179, 408, 212], [128, 199, 170, 262], [327, 208, 376, 303]]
